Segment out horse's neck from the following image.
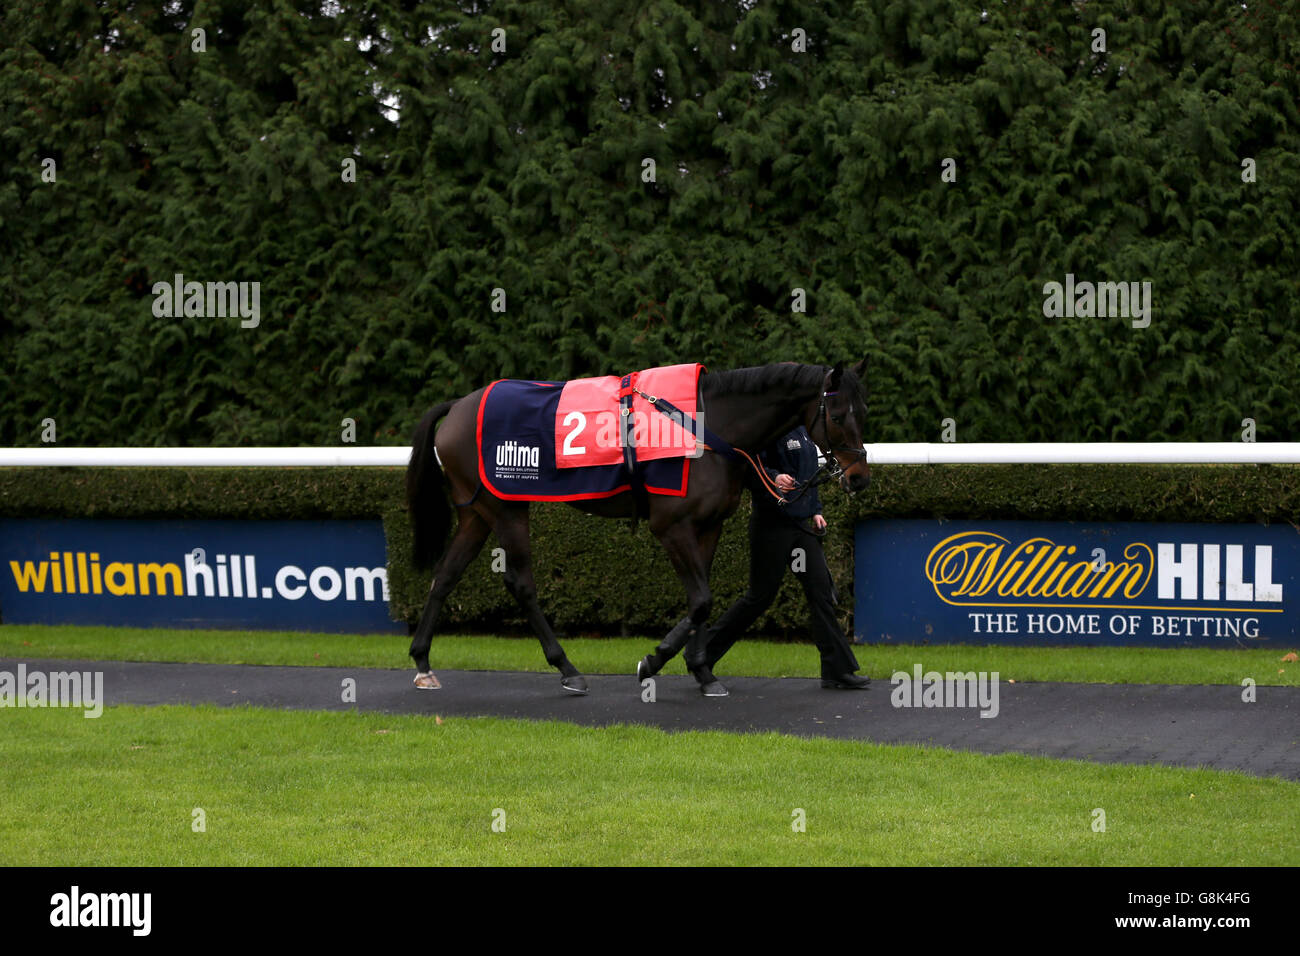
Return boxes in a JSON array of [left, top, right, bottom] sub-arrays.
[[706, 385, 818, 452]]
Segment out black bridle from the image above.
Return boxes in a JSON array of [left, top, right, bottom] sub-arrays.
[[783, 376, 868, 504]]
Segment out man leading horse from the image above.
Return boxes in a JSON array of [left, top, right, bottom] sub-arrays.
[[405, 360, 871, 697]]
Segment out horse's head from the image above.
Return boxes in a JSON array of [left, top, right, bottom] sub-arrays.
[[808, 359, 871, 494]]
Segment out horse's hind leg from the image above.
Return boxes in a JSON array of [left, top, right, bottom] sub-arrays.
[[409, 509, 491, 683], [494, 504, 588, 695]]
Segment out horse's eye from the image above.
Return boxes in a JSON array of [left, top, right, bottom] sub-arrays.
[[831, 415, 843, 425]]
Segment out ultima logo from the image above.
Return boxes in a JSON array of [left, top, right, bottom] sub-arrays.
[[496, 440, 540, 468], [924, 532, 1283, 607]]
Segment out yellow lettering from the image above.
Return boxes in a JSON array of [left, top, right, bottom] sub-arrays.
[[137, 562, 181, 596], [8, 560, 48, 592], [105, 562, 136, 596], [926, 532, 1012, 599], [1023, 545, 1069, 596], [1006, 542, 1052, 596], [1086, 562, 1142, 598], [925, 534, 1154, 607], [1068, 563, 1097, 597], [1122, 543, 1154, 597], [1048, 561, 1093, 598], [994, 560, 1025, 596], [959, 544, 1004, 596]]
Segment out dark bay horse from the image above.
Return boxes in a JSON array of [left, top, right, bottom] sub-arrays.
[[405, 361, 871, 695]]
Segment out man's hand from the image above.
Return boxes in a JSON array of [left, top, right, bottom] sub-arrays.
[[811, 514, 827, 532], [775, 473, 797, 492]]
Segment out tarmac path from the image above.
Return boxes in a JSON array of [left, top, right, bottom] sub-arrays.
[[5, 657, 1297, 780]]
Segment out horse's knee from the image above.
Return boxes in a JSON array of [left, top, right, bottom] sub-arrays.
[[503, 571, 536, 605]]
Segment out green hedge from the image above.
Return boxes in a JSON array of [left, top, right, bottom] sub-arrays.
[[3, 464, 1299, 636], [4, 2, 1299, 449]]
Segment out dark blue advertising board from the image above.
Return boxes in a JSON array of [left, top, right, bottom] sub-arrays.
[[0, 519, 404, 634], [855, 519, 1297, 647]]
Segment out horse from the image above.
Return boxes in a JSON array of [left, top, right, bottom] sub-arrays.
[[404, 360, 871, 696]]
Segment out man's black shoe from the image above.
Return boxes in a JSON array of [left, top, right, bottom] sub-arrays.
[[821, 673, 871, 690]]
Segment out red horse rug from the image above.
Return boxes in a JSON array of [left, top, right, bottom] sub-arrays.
[[476, 364, 704, 502]]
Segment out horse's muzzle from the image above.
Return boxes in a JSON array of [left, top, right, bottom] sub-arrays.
[[841, 470, 870, 495]]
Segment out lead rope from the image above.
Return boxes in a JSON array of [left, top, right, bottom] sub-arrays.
[[629, 382, 845, 507], [734, 446, 790, 504], [630, 382, 825, 507]]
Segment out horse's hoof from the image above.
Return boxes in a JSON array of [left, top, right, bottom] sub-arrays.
[[637, 655, 658, 680], [700, 681, 729, 698], [561, 675, 589, 695], [413, 672, 442, 690]]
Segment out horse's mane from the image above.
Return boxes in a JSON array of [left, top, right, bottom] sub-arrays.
[[702, 364, 825, 398], [703, 363, 868, 419], [838, 364, 869, 421]]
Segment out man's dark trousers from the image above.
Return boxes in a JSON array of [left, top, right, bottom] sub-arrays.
[[702, 510, 859, 679]]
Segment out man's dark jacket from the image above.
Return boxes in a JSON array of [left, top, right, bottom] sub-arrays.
[[753, 426, 823, 523]]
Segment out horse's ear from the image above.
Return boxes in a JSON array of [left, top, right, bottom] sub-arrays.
[[852, 357, 868, 379], [828, 362, 844, 390]]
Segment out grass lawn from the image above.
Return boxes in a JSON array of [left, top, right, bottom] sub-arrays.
[[2, 704, 1295, 866], [2, 623, 1297, 686]]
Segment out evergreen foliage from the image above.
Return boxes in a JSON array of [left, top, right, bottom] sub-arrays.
[[2, 1, 1297, 445]]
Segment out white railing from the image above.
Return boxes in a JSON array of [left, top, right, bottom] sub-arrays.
[[862, 443, 1300, 464], [1, 443, 1298, 466], [0, 447, 410, 467]]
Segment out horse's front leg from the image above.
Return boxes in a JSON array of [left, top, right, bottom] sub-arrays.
[[637, 521, 723, 679], [637, 615, 693, 679], [642, 520, 726, 696]]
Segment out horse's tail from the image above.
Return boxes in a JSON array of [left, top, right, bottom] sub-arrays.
[[407, 400, 458, 570]]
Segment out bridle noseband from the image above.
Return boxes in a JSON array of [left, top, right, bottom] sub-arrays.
[[787, 374, 868, 501]]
